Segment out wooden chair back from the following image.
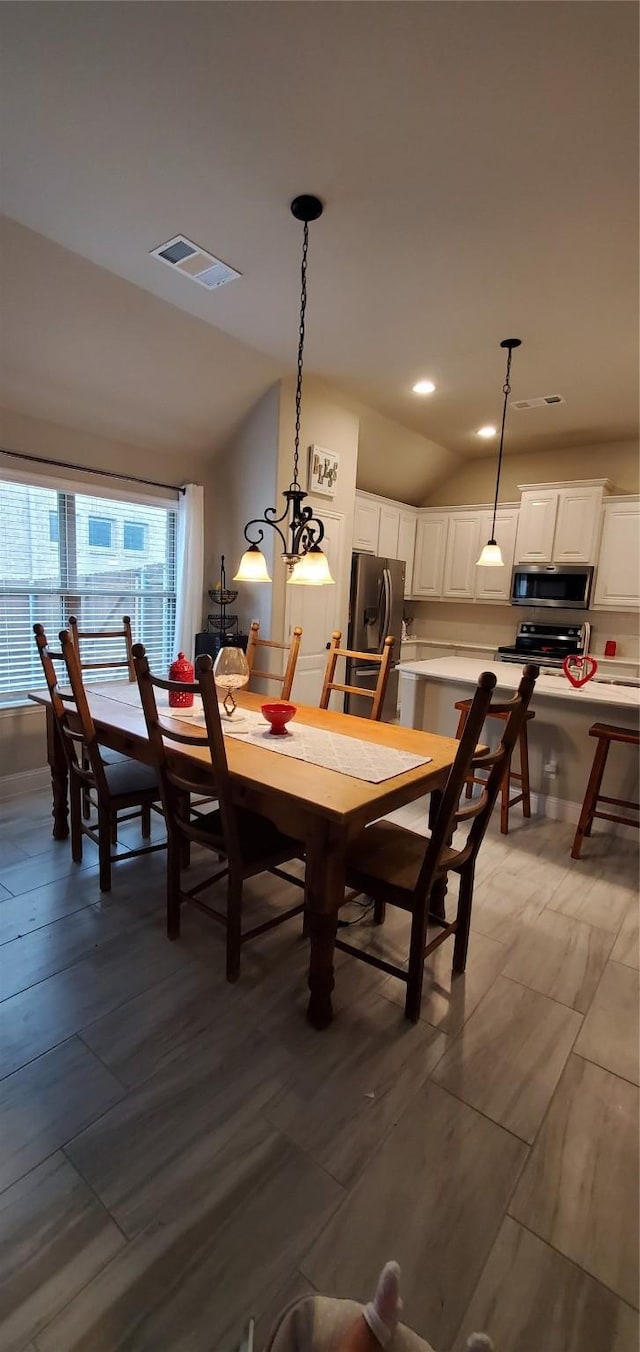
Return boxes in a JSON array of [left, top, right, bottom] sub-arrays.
[[416, 664, 540, 898], [245, 621, 302, 701], [320, 631, 395, 721], [58, 630, 112, 796], [68, 614, 135, 681], [133, 644, 242, 865]]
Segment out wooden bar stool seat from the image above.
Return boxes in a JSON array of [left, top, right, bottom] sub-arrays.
[[571, 721, 640, 858], [455, 698, 535, 835]]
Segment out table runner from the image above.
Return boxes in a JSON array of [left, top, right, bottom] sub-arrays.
[[163, 701, 431, 784]]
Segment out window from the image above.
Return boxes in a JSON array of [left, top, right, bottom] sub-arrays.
[[124, 521, 146, 552], [88, 516, 113, 548], [0, 478, 178, 702]]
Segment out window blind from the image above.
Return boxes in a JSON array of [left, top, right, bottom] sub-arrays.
[[0, 477, 177, 701]]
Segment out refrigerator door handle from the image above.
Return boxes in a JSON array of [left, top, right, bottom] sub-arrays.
[[379, 567, 392, 652]]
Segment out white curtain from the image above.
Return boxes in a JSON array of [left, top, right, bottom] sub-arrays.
[[174, 483, 204, 659]]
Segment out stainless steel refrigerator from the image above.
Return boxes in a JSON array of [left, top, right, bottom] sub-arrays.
[[345, 552, 405, 720]]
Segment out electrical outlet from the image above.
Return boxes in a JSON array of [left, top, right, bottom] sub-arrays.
[[544, 759, 558, 776]]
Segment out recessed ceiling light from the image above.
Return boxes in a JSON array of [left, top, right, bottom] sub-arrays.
[[477, 425, 497, 438], [412, 379, 436, 395]]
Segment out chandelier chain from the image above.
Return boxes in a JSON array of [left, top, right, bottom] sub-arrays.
[[491, 344, 516, 537], [293, 219, 309, 487]]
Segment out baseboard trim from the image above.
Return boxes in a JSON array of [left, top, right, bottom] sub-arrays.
[[0, 766, 50, 801], [530, 790, 638, 837]]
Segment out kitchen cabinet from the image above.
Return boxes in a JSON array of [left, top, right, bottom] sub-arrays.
[[553, 486, 603, 563], [378, 504, 400, 558], [353, 497, 380, 553], [442, 512, 481, 599], [475, 509, 519, 602], [593, 498, 640, 610], [516, 481, 609, 565], [397, 510, 417, 591], [412, 514, 449, 597], [515, 490, 558, 562]]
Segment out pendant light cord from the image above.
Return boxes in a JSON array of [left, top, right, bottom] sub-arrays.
[[292, 219, 309, 489], [490, 344, 515, 540]]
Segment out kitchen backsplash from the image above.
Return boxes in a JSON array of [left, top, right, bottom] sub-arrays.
[[406, 600, 639, 660]]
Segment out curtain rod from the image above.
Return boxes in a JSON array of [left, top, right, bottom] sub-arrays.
[[0, 447, 186, 495]]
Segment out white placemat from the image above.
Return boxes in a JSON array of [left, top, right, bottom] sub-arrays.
[[163, 701, 431, 783]]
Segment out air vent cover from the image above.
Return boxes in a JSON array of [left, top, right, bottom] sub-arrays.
[[150, 235, 241, 290], [511, 395, 565, 410]]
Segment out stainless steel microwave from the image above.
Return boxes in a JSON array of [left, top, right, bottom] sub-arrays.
[[510, 564, 594, 609]]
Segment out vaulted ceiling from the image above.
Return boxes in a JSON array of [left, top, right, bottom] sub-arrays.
[[1, 1, 637, 474]]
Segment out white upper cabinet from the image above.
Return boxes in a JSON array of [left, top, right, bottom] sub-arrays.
[[378, 504, 400, 558], [442, 512, 481, 599], [515, 490, 558, 562], [397, 510, 417, 592], [412, 514, 449, 597], [593, 498, 640, 609], [516, 481, 610, 565], [553, 486, 603, 563], [353, 497, 380, 553], [475, 509, 519, 602]]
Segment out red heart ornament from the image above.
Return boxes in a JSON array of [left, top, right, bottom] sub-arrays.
[[563, 654, 598, 688]]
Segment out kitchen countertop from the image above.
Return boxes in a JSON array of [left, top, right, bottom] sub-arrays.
[[400, 637, 640, 667], [397, 656, 640, 710]]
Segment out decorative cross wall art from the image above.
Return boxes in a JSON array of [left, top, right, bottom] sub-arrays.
[[308, 444, 340, 498]]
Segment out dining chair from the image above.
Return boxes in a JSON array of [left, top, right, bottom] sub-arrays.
[[68, 613, 136, 681], [246, 621, 303, 701], [335, 664, 539, 1021], [133, 644, 304, 981], [33, 625, 164, 892], [68, 613, 135, 816], [320, 631, 395, 721]]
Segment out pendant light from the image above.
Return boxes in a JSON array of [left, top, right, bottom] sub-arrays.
[[477, 337, 521, 567], [234, 195, 334, 587]]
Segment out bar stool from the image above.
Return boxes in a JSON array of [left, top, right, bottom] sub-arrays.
[[571, 722, 640, 858], [454, 699, 535, 834]]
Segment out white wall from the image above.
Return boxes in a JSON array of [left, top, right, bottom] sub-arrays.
[[426, 439, 639, 506]]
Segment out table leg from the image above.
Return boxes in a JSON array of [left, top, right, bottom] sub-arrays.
[[428, 789, 447, 922], [305, 821, 346, 1030], [46, 705, 69, 840]]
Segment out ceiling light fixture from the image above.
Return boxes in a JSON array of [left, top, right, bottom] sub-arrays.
[[476, 338, 521, 568], [477, 425, 497, 438], [234, 195, 333, 588], [412, 379, 436, 395]]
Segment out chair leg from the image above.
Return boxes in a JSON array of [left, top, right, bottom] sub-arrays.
[[70, 776, 83, 863], [405, 904, 428, 1023], [226, 876, 243, 982], [500, 762, 510, 835], [571, 736, 610, 859], [110, 811, 118, 846], [519, 726, 532, 818], [97, 801, 112, 893], [167, 834, 182, 939], [81, 749, 91, 819], [141, 802, 151, 839], [453, 864, 475, 973], [373, 899, 386, 926]]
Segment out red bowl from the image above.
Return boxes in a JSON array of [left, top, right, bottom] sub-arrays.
[[261, 702, 297, 735]]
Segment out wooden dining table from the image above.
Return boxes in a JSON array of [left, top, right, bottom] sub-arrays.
[[30, 681, 461, 1028]]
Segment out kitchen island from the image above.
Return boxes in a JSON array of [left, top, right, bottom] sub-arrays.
[[398, 656, 639, 824]]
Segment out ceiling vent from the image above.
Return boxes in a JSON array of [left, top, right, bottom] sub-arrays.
[[150, 235, 241, 290], [511, 395, 565, 410]]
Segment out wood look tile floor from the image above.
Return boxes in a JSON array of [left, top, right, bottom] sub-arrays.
[[0, 790, 638, 1352]]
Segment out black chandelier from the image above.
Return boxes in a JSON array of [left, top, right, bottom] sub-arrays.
[[234, 195, 333, 587]]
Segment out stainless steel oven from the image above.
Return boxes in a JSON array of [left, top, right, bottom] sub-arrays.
[[510, 564, 593, 609]]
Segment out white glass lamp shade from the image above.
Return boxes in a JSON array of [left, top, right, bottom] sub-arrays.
[[233, 546, 272, 583], [287, 545, 334, 586], [476, 540, 504, 567]]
